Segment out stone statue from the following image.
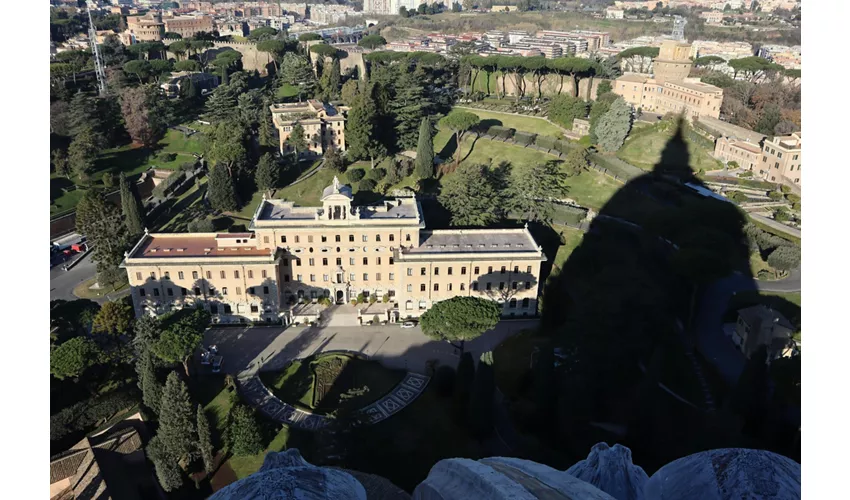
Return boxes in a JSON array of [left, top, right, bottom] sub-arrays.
[[333, 175, 341, 193], [209, 445, 800, 500]]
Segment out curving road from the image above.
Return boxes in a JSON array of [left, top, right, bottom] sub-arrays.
[[695, 267, 800, 386]]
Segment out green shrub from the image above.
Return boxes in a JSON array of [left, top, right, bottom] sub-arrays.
[[728, 191, 749, 203], [368, 295, 377, 305], [102, 173, 115, 188], [487, 125, 514, 140], [791, 202, 801, 212], [187, 219, 215, 232], [554, 140, 573, 155], [739, 170, 753, 178], [780, 184, 792, 194], [513, 131, 536, 146], [534, 135, 557, 151], [180, 161, 196, 171], [367, 167, 386, 181], [785, 193, 800, 203], [727, 161, 740, 169], [50, 389, 140, 441], [158, 152, 177, 163], [773, 207, 790, 222], [359, 178, 377, 191], [347, 168, 365, 182], [768, 191, 784, 200], [356, 292, 367, 304]]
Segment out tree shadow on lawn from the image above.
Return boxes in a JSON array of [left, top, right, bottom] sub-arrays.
[[93, 144, 156, 179]]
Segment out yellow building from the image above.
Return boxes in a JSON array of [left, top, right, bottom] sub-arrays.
[[122, 179, 546, 324], [270, 100, 347, 158], [613, 40, 724, 120]]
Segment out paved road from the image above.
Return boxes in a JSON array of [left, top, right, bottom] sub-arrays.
[[203, 319, 539, 377], [50, 252, 98, 302], [750, 213, 801, 238]]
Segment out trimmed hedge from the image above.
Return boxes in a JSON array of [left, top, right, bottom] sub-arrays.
[[513, 131, 537, 146], [589, 153, 640, 181], [151, 171, 186, 199], [347, 168, 365, 182], [50, 388, 140, 441], [552, 204, 588, 225], [487, 125, 514, 140], [554, 140, 573, 155], [534, 135, 557, 151]]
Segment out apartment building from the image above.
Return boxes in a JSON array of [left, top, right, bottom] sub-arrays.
[[122, 180, 546, 323], [270, 100, 346, 157], [606, 8, 625, 19], [700, 10, 724, 25], [758, 133, 801, 186], [714, 137, 763, 170], [124, 12, 166, 43], [162, 13, 215, 38], [614, 40, 724, 120]]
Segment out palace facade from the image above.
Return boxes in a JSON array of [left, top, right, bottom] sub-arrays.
[[121, 178, 546, 324]]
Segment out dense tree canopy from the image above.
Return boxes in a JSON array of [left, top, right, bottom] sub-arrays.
[[91, 300, 134, 336], [595, 97, 633, 152], [50, 337, 103, 380], [420, 297, 502, 351], [438, 163, 510, 227], [358, 34, 388, 50]]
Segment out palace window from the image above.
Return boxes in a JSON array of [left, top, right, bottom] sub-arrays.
[[420, 284, 426, 292], [234, 270, 240, 279]]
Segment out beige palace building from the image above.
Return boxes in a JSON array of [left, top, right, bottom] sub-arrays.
[[614, 40, 724, 120], [121, 178, 546, 323], [271, 100, 347, 158]]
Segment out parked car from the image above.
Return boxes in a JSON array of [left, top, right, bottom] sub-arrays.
[[401, 321, 416, 329], [211, 355, 223, 373]]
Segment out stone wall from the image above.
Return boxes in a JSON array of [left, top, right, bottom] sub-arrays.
[[471, 71, 611, 101], [167, 41, 274, 75]]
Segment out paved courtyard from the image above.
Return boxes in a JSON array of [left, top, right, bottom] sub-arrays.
[[203, 319, 539, 377], [203, 319, 538, 431]]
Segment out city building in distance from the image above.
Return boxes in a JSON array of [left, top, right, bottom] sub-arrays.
[[121, 179, 546, 323]]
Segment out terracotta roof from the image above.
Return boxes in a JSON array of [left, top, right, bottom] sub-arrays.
[[132, 234, 272, 258]]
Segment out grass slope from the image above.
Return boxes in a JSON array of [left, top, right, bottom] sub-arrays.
[[454, 106, 565, 139], [618, 126, 723, 173]]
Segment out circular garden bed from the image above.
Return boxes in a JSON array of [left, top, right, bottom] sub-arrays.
[[259, 352, 405, 416]]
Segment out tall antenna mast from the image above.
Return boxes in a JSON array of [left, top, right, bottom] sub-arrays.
[[87, 6, 108, 97]]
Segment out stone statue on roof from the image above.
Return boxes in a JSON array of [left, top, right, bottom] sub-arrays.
[[333, 176, 340, 193]]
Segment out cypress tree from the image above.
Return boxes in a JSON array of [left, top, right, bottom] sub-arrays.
[[414, 117, 434, 179], [137, 348, 163, 415], [119, 172, 145, 237], [158, 371, 198, 462], [468, 351, 495, 439], [207, 164, 238, 212], [147, 435, 184, 492], [196, 404, 215, 474], [255, 153, 279, 197], [225, 405, 264, 456]]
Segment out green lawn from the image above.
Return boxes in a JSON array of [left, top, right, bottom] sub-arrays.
[[50, 186, 86, 217], [276, 83, 300, 100], [93, 128, 203, 182], [454, 106, 565, 139], [550, 225, 585, 270], [155, 178, 210, 231], [52, 128, 205, 215], [259, 353, 405, 415], [226, 426, 291, 480], [618, 126, 723, 173], [72, 276, 129, 299], [433, 128, 554, 170]]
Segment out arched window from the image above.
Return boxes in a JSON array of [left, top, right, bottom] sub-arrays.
[[509, 298, 517, 308], [522, 298, 530, 308], [405, 300, 413, 310]]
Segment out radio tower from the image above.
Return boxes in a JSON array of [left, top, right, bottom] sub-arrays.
[[87, 6, 108, 97], [672, 15, 687, 41]]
